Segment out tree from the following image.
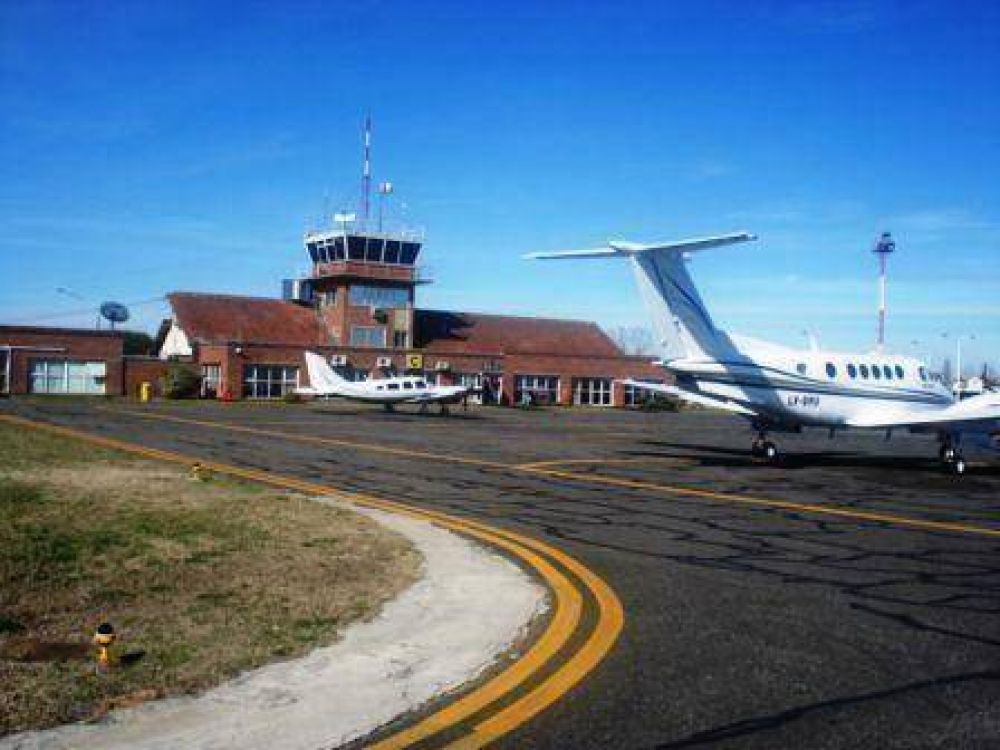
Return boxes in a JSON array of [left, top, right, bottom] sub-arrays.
[[123, 330, 155, 355], [607, 326, 655, 356]]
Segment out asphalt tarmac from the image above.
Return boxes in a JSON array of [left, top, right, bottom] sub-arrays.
[[5, 397, 998, 750]]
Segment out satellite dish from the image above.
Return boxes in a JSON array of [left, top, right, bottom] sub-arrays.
[[99, 301, 130, 328]]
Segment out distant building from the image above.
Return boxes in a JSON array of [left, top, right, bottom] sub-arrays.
[[157, 224, 665, 406]]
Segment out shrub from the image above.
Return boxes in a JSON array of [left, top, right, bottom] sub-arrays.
[[161, 366, 201, 399]]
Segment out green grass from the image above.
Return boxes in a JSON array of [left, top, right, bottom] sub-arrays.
[[0, 422, 421, 736]]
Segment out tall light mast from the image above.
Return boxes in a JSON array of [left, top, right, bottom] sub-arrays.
[[873, 231, 895, 350]]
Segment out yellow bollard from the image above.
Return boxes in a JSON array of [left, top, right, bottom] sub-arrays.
[[94, 622, 116, 674], [139, 382, 152, 402]]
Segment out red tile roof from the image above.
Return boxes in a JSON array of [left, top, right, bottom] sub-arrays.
[[168, 293, 329, 346], [166, 293, 622, 358], [415, 310, 621, 357]]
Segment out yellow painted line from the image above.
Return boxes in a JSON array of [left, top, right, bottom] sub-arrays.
[[0, 414, 623, 749], [113, 408, 1000, 539], [525, 466, 1000, 538]]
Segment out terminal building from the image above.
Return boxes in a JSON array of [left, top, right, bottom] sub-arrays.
[[156, 221, 665, 407]]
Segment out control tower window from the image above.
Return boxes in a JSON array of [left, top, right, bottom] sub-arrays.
[[400, 242, 420, 265], [350, 326, 386, 348], [366, 237, 384, 262], [384, 241, 401, 264], [349, 285, 409, 308], [347, 236, 366, 260]]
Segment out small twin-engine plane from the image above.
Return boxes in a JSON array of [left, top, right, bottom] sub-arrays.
[[296, 351, 470, 413], [527, 233, 999, 475]]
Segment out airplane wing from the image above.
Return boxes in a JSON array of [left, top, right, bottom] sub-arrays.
[[846, 392, 1000, 432], [621, 380, 758, 417]]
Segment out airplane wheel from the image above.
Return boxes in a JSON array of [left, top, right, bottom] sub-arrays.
[[950, 456, 967, 476], [762, 441, 778, 462]]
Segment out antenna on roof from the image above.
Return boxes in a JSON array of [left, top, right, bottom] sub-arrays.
[[361, 113, 372, 225]]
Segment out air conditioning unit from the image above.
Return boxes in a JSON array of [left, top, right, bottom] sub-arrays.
[[376, 356, 393, 368], [435, 361, 451, 371], [330, 354, 347, 367]]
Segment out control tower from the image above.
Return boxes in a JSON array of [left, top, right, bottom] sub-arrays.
[[286, 116, 428, 351], [304, 221, 426, 349]]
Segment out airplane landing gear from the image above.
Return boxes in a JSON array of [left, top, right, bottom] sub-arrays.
[[751, 430, 779, 463], [938, 435, 966, 476]]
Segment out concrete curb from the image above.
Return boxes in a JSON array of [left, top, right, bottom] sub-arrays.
[[2, 499, 548, 750]]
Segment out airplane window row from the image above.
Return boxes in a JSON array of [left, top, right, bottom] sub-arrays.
[[375, 381, 428, 391], [826, 363, 907, 381]]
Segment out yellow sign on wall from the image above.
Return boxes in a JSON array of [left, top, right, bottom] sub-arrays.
[[406, 354, 424, 370]]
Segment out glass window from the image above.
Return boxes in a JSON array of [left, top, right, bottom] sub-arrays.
[[860, 364, 869, 379], [415, 381, 426, 389], [400, 242, 420, 265], [623, 379, 664, 407], [825, 363, 837, 379], [365, 237, 384, 262], [796, 363, 808, 375], [350, 326, 387, 347], [242, 365, 298, 399], [28, 359, 106, 395], [347, 235, 366, 260], [383, 241, 401, 264], [847, 364, 857, 379], [307, 242, 319, 263], [872, 365, 881, 380], [514, 374, 559, 405], [201, 364, 221, 398], [573, 378, 612, 406], [883, 365, 893, 380], [403, 381, 413, 390], [919, 366, 928, 381], [349, 285, 409, 308], [387, 383, 400, 391], [895, 365, 905, 379]]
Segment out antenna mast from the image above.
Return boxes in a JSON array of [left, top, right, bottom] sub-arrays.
[[361, 113, 372, 225], [872, 231, 895, 350]]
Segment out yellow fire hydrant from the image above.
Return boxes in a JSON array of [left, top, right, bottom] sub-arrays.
[[94, 621, 116, 674]]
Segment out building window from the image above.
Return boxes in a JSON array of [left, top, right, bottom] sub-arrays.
[[919, 366, 928, 381], [242, 365, 298, 399], [860, 364, 869, 379], [392, 330, 408, 348], [201, 364, 221, 398], [796, 363, 808, 375], [573, 377, 612, 406], [623, 379, 664, 407], [847, 364, 857, 379], [871, 364, 881, 380], [895, 365, 905, 380], [883, 365, 893, 380], [28, 360, 106, 395], [825, 362, 837, 379], [514, 374, 559, 405], [348, 285, 409, 308], [350, 326, 387, 348]]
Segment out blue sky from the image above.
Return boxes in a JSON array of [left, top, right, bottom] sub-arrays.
[[2, 1, 998, 374]]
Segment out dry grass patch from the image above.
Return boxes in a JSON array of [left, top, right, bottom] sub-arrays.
[[0, 423, 421, 735]]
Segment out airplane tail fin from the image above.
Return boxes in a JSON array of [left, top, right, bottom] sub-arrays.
[[526, 232, 755, 360], [303, 351, 350, 394]]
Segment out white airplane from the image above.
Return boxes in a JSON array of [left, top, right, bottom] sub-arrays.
[[527, 232, 1000, 475], [296, 351, 470, 413]]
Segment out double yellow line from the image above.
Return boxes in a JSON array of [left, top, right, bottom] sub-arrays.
[[0, 414, 624, 750]]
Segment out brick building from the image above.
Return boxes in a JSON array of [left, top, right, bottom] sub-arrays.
[[0, 326, 124, 396], [156, 224, 666, 407]]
